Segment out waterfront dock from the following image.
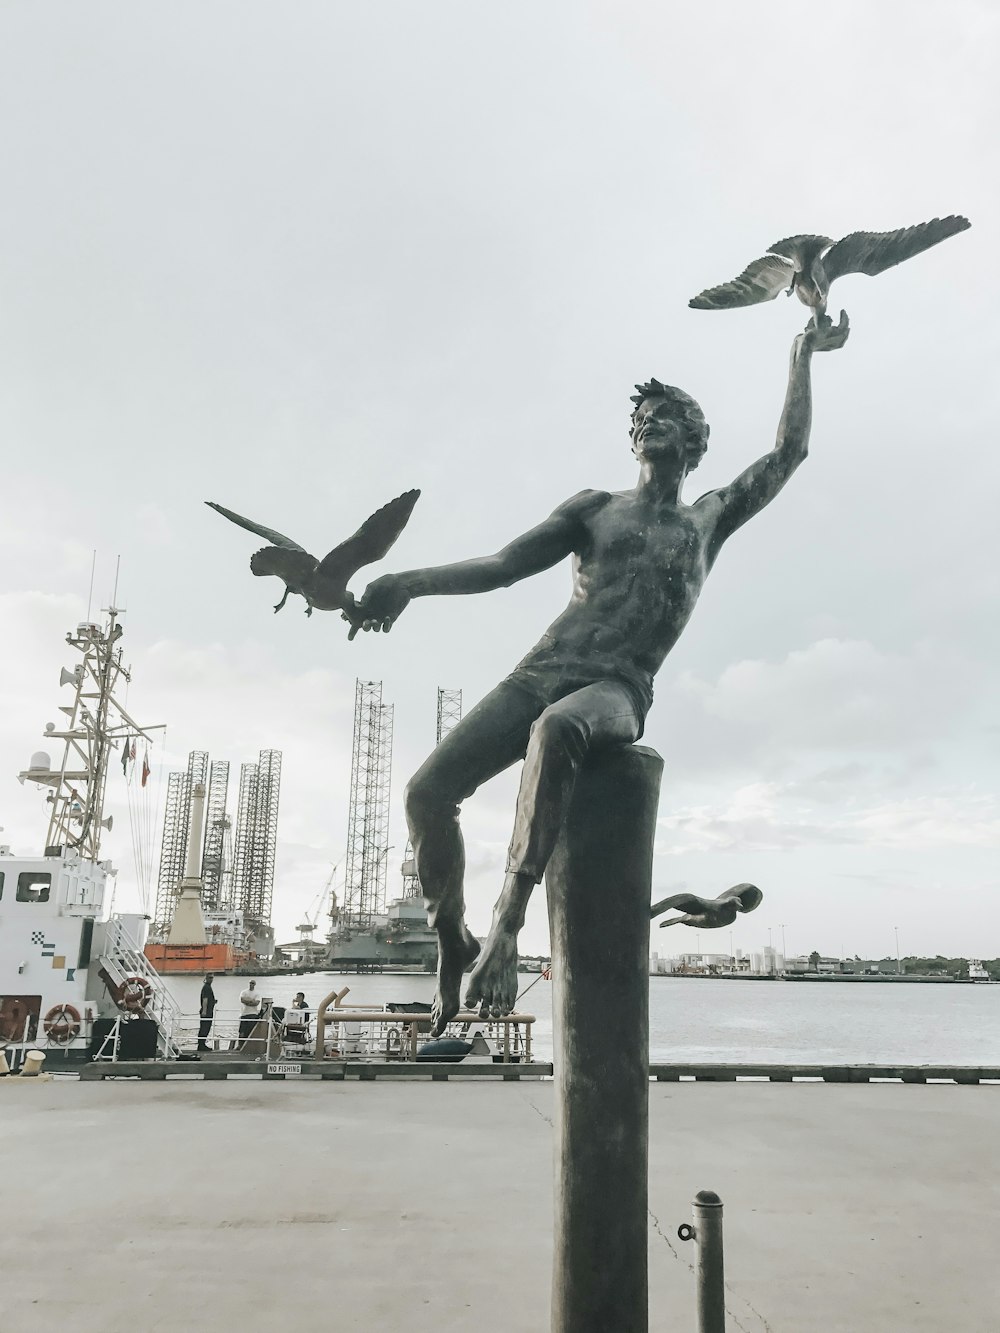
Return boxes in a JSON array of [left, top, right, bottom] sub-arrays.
[[4, 1078, 998, 1331], [76, 1058, 998, 1084]]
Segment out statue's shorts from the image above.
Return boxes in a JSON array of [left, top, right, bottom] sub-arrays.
[[405, 648, 654, 912]]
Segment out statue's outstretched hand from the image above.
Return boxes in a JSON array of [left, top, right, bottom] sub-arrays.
[[801, 309, 850, 353], [343, 573, 411, 640]]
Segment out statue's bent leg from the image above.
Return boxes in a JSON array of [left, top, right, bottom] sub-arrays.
[[403, 681, 542, 1034], [467, 680, 644, 1015], [509, 680, 643, 880]]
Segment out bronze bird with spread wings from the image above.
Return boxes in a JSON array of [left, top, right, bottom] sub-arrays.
[[689, 215, 970, 320], [650, 883, 763, 930], [206, 490, 420, 619]]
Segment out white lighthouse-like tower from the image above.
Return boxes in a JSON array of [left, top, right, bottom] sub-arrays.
[[166, 782, 208, 947]]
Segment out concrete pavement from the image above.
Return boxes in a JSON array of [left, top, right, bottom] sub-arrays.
[[2, 1078, 998, 1330]]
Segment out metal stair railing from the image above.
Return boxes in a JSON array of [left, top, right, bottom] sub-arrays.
[[98, 916, 184, 1058]]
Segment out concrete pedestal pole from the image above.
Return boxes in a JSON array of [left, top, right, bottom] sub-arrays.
[[546, 744, 664, 1333]]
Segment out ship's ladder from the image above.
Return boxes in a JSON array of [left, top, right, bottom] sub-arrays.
[[98, 916, 184, 1059]]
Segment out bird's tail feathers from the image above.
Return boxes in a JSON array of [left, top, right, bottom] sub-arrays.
[[768, 233, 832, 262], [250, 548, 277, 577]]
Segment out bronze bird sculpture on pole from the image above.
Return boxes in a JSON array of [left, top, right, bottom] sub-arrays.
[[650, 883, 763, 929], [689, 215, 970, 322], [206, 490, 420, 619]]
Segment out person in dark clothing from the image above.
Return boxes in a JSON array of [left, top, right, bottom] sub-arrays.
[[288, 990, 310, 1040], [198, 975, 217, 1051]]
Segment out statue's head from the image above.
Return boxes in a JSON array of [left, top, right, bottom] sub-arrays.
[[629, 379, 709, 471]]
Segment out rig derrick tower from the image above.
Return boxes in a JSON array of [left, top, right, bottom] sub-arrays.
[[401, 687, 462, 898], [233, 748, 282, 937], [342, 680, 394, 931], [201, 759, 230, 911]]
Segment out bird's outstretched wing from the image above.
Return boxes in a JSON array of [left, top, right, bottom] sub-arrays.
[[316, 489, 421, 583], [649, 891, 705, 918], [205, 501, 307, 552], [689, 253, 795, 310], [823, 215, 970, 283]]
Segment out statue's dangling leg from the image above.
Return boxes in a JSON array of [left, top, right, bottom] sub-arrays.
[[404, 779, 481, 1037], [404, 682, 542, 1036]]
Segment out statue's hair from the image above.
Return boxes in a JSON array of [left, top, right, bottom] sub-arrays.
[[629, 378, 709, 467]]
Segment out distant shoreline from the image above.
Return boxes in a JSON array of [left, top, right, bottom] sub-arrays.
[[650, 972, 981, 984]]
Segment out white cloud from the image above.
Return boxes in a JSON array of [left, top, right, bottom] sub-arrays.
[[653, 637, 987, 781], [657, 783, 1000, 856]]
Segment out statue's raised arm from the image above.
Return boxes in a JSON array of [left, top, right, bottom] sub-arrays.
[[699, 311, 850, 561]]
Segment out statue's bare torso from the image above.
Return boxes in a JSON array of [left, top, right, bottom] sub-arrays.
[[525, 487, 716, 680]]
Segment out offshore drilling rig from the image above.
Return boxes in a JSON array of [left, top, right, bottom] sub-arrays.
[[145, 747, 282, 972], [324, 682, 462, 971]]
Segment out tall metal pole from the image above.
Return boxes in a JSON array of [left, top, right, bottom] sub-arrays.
[[894, 925, 901, 975], [547, 745, 662, 1333]]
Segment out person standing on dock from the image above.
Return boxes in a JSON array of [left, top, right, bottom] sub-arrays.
[[238, 979, 260, 1043], [198, 975, 217, 1052]]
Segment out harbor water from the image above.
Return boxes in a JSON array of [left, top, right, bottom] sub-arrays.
[[163, 972, 1000, 1066]]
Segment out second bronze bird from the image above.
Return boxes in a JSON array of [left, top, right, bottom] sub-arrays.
[[206, 490, 420, 621]]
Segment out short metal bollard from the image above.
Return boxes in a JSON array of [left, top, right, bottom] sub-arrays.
[[678, 1189, 726, 1332]]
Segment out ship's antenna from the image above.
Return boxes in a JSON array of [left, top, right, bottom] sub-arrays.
[[86, 550, 97, 621], [112, 554, 121, 608]]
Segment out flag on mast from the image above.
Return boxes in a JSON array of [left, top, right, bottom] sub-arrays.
[[141, 750, 150, 788]]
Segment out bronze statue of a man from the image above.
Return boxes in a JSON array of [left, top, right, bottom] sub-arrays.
[[352, 313, 850, 1034]]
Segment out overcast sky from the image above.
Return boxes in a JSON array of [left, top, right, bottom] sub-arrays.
[[1, 1, 997, 962]]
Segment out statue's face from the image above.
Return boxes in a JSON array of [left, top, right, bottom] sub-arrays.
[[631, 397, 690, 466]]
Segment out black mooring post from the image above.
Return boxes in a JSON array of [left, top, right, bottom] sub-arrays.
[[546, 744, 663, 1333], [679, 1189, 726, 1333]]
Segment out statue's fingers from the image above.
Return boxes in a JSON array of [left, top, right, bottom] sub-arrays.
[[347, 624, 360, 641], [380, 619, 393, 632]]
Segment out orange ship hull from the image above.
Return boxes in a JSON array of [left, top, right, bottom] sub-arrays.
[[143, 942, 249, 974]]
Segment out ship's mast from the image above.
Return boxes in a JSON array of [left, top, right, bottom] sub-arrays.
[[18, 608, 163, 860]]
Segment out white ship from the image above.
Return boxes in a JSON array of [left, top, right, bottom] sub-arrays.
[[0, 610, 182, 1072]]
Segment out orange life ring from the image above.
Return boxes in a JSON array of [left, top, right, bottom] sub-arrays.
[[43, 1004, 82, 1044], [120, 975, 153, 1012]]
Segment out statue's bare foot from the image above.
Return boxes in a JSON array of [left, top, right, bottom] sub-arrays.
[[430, 923, 481, 1037], [465, 927, 519, 1018]]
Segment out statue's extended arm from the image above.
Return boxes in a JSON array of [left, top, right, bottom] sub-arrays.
[[702, 311, 849, 557], [349, 490, 596, 635]]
